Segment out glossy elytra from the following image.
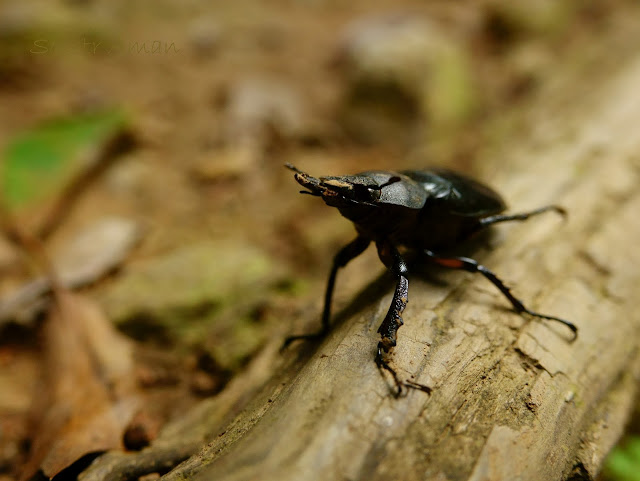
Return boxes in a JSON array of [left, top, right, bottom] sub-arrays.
[[283, 163, 576, 396]]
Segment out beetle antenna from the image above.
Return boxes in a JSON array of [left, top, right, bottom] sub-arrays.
[[285, 163, 305, 174]]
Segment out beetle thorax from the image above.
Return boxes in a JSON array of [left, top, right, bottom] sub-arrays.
[[341, 203, 420, 243]]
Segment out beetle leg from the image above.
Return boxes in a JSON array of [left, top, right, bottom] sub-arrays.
[[477, 205, 566, 230], [375, 241, 431, 396], [375, 241, 408, 348], [282, 236, 370, 349], [375, 343, 404, 396], [423, 249, 578, 340]]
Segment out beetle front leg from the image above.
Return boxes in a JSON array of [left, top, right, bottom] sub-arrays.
[[423, 249, 578, 340], [375, 273, 408, 390], [282, 236, 370, 349], [374, 241, 432, 396], [374, 242, 409, 395]]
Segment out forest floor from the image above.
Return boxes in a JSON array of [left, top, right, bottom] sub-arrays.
[[0, 1, 639, 479]]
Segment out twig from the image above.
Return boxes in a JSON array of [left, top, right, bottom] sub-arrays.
[[37, 129, 136, 240]]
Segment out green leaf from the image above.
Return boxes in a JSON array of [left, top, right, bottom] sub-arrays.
[[2, 109, 128, 209], [604, 436, 640, 481]]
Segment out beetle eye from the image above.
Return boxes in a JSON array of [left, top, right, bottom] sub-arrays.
[[353, 184, 377, 202]]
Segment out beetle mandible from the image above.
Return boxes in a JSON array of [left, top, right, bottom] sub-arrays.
[[283, 163, 577, 395]]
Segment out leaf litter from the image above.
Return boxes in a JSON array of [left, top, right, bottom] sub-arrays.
[[20, 290, 140, 481]]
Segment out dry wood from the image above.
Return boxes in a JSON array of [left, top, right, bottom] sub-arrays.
[[85, 49, 640, 481]]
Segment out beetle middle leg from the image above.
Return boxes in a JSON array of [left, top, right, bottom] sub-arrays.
[[423, 249, 577, 339], [282, 236, 370, 349]]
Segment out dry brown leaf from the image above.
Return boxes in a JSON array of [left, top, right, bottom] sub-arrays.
[[21, 291, 139, 480], [0, 217, 142, 328]]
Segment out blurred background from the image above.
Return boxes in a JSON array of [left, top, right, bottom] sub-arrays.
[[0, 1, 639, 479]]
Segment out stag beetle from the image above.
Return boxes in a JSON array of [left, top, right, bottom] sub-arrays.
[[283, 163, 576, 395]]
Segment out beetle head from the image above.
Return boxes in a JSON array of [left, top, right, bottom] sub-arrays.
[[285, 163, 401, 208]]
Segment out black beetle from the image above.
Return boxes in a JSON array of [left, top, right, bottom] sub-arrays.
[[283, 163, 576, 395]]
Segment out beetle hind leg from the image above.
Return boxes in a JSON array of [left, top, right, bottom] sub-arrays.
[[478, 205, 566, 230], [423, 249, 578, 340]]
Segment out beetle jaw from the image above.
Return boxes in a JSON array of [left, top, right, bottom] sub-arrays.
[[292, 172, 338, 199], [289, 168, 352, 203]]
